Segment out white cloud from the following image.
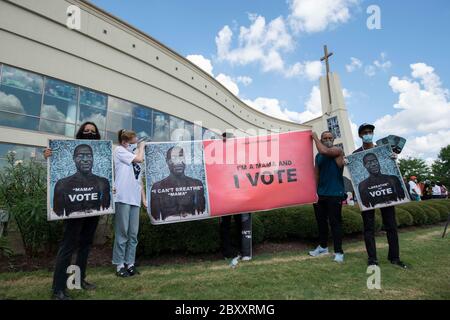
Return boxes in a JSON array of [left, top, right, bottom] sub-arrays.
[[364, 53, 392, 77], [236, 76, 253, 86], [215, 73, 240, 96], [216, 15, 293, 72], [243, 97, 292, 122], [215, 14, 321, 80], [346, 57, 362, 72], [283, 60, 323, 80], [374, 63, 450, 159], [186, 54, 214, 76], [243, 85, 323, 124], [0, 92, 25, 114], [288, 0, 360, 33]]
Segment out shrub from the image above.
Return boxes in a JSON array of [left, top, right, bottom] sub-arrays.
[[401, 203, 428, 225], [0, 152, 63, 257], [418, 204, 442, 224], [424, 200, 449, 221], [395, 208, 414, 227], [341, 207, 363, 234], [137, 212, 264, 256]]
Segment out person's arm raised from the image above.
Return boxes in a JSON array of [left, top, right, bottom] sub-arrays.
[[311, 132, 343, 158], [132, 142, 146, 163]]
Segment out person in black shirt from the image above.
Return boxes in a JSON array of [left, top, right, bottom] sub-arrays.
[[151, 146, 206, 220], [53, 144, 110, 216], [358, 152, 405, 208], [351, 123, 408, 269], [44, 122, 106, 300]]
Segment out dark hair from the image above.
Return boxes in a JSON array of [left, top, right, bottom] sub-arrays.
[[166, 146, 184, 161], [73, 144, 93, 156], [76, 122, 101, 140], [363, 152, 378, 164], [321, 131, 334, 139]]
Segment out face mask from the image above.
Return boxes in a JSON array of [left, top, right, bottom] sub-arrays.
[[127, 143, 137, 153], [81, 132, 97, 140], [362, 134, 373, 143], [323, 140, 333, 148]]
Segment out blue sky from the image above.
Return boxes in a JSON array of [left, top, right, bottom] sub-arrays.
[[90, 0, 450, 161]]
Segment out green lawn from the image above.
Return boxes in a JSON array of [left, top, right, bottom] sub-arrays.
[[0, 225, 449, 300]]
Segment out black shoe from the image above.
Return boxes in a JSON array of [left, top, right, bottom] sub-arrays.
[[126, 265, 140, 276], [81, 280, 96, 290], [390, 259, 408, 269], [52, 290, 72, 300], [116, 267, 130, 277], [368, 259, 379, 266]]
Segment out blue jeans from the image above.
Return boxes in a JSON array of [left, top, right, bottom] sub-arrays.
[[112, 202, 140, 266]]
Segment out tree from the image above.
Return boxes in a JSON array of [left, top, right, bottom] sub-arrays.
[[432, 145, 450, 187], [398, 157, 431, 182]]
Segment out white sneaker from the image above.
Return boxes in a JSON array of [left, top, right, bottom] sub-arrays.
[[334, 253, 344, 263], [241, 256, 252, 261], [308, 245, 329, 257]]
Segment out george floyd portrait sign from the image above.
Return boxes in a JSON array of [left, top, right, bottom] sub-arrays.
[[145, 130, 317, 225], [47, 140, 114, 221], [346, 145, 410, 211]]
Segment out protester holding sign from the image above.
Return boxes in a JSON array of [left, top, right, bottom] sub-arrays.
[[309, 131, 345, 263], [352, 123, 408, 269], [112, 129, 146, 277], [219, 132, 252, 260], [44, 121, 103, 300]]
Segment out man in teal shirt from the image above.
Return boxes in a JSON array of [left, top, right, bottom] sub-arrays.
[[309, 131, 346, 263]]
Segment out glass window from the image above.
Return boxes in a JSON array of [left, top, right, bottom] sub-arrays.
[[132, 105, 152, 139], [169, 116, 187, 141], [184, 121, 194, 141], [1, 65, 43, 93], [80, 88, 107, 109], [39, 119, 75, 137], [78, 88, 107, 132], [41, 78, 77, 124], [203, 128, 220, 140], [152, 112, 169, 142], [106, 96, 132, 132], [0, 111, 40, 131], [106, 131, 119, 144], [0, 142, 45, 169]]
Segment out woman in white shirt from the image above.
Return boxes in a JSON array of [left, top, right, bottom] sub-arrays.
[[112, 129, 146, 277]]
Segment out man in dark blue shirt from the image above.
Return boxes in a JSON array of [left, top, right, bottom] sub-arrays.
[[309, 131, 345, 263]]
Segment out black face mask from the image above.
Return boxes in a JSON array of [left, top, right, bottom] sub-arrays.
[[81, 132, 98, 140]]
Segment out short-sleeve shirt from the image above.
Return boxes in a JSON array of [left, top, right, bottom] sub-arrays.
[[114, 146, 142, 206], [315, 153, 345, 197]]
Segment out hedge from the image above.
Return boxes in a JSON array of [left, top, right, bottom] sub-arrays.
[[136, 199, 450, 257]]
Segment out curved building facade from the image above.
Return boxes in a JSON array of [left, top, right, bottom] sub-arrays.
[[0, 0, 310, 167]]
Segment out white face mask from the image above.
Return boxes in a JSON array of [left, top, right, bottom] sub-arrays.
[[126, 143, 137, 153]]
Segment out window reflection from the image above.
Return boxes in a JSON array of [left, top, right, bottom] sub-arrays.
[[170, 116, 188, 141], [0, 142, 45, 168], [0, 111, 40, 131], [152, 112, 169, 141], [80, 88, 107, 109], [41, 78, 77, 124], [78, 88, 107, 131], [1, 65, 43, 94], [78, 105, 107, 131], [39, 119, 75, 137], [132, 105, 152, 139], [0, 86, 42, 117], [106, 97, 132, 132]]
